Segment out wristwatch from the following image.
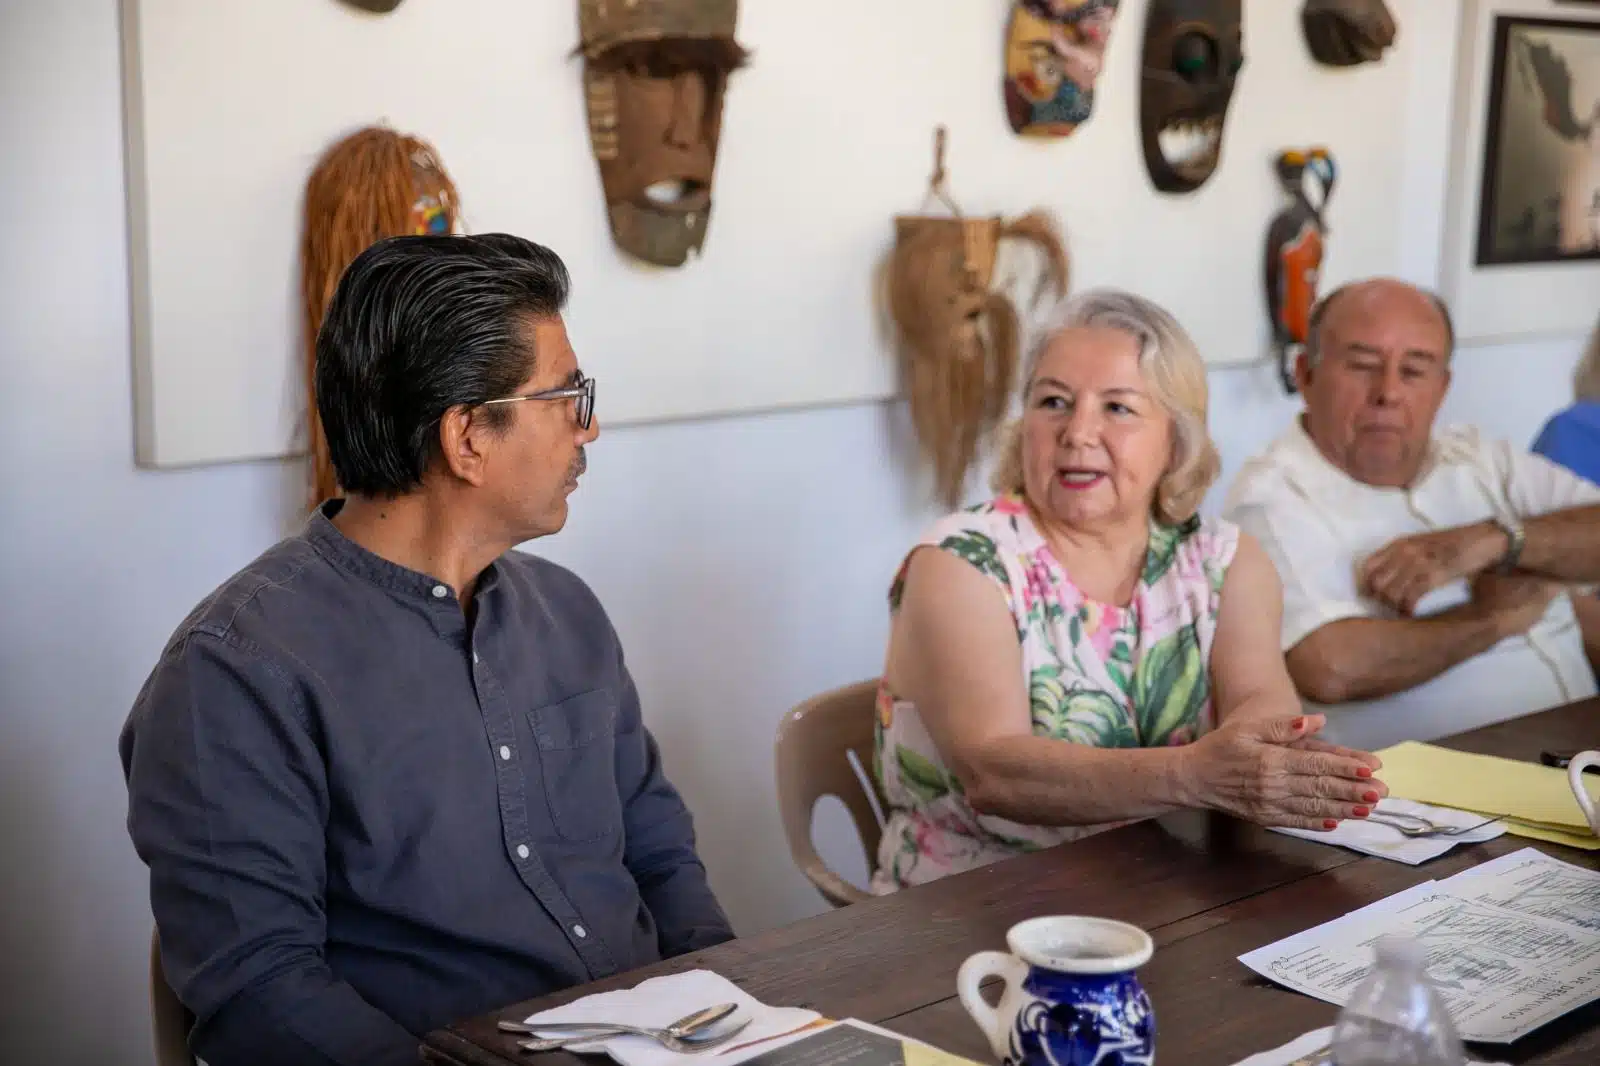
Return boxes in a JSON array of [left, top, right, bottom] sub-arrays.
[[1492, 514, 1525, 572]]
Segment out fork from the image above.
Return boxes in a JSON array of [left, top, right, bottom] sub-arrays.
[[1363, 811, 1501, 837]]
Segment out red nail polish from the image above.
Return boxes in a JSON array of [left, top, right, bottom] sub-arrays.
[[1324, 819, 1339, 830], [1292, 716, 1305, 730], [1357, 767, 1373, 778], [1354, 806, 1370, 817], [1363, 791, 1380, 804]]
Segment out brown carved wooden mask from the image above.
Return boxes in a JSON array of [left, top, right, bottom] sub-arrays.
[[1139, 0, 1244, 194], [577, 0, 749, 267], [338, 0, 405, 12], [1301, 0, 1396, 67]]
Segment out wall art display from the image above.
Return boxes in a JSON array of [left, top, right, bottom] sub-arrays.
[[1002, 0, 1121, 139], [576, 0, 750, 267], [1139, 0, 1245, 194], [1475, 14, 1600, 265], [885, 130, 1069, 508], [1301, 0, 1397, 67], [1263, 147, 1337, 394], [300, 125, 462, 508]]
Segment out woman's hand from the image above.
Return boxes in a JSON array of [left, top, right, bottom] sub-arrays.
[[1180, 712, 1387, 831]]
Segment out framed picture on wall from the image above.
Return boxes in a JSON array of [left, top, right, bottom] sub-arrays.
[[1474, 14, 1600, 265]]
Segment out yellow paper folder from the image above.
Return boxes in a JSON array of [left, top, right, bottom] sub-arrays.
[[1372, 741, 1600, 851]]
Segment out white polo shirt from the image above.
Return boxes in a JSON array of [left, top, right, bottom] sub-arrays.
[[1222, 418, 1599, 752]]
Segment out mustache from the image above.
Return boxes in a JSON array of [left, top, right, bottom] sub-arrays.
[[568, 448, 587, 480]]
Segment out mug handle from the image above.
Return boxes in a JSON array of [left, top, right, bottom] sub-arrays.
[[958, 951, 1029, 1057], [1570, 751, 1600, 834]]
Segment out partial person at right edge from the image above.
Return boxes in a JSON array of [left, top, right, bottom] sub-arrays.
[[1225, 278, 1600, 755], [1531, 312, 1600, 486]]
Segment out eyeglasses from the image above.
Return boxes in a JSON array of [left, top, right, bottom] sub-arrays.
[[480, 372, 596, 430]]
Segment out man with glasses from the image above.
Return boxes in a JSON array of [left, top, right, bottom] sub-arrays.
[[119, 234, 733, 1066]]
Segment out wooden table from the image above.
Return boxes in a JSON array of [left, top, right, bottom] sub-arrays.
[[421, 701, 1600, 1066]]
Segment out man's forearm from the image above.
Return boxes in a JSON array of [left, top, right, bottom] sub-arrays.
[[1517, 504, 1600, 581], [1287, 609, 1506, 704], [195, 968, 421, 1066]]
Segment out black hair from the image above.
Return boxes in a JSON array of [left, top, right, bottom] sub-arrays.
[[313, 232, 571, 497]]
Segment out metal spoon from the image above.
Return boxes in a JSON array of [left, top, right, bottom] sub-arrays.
[[498, 1002, 741, 1051], [515, 1016, 750, 1055]]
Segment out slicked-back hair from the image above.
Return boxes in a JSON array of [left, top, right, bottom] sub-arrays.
[[314, 233, 571, 497]]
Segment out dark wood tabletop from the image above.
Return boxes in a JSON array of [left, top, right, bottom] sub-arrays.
[[421, 700, 1600, 1066]]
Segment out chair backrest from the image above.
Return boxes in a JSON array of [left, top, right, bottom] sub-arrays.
[[774, 679, 887, 907], [150, 929, 196, 1066]]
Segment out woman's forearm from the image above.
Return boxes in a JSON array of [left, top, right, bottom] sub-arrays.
[[957, 735, 1200, 826]]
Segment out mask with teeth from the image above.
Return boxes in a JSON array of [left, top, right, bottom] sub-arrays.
[[1139, 0, 1244, 194], [577, 0, 750, 268], [886, 193, 1069, 507], [1002, 0, 1122, 139], [1301, 0, 1396, 67]]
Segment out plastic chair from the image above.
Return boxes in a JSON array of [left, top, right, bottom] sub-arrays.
[[150, 929, 195, 1066], [774, 679, 888, 907]]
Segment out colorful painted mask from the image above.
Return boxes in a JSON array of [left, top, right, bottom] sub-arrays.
[[299, 126, 462, 508], [1138, 0, 1244, 194], [1002, 0, 1122, 138], [1264, 148, 1336, 393], [1301, 0, 1396, 67], [886, 133, 1069, 507], [577, 0, 749, 267]]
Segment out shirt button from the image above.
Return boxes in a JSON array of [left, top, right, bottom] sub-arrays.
[[516, 844, 530, 860], [573, 925, 588, 939], [499, 745, 512, 761], [431, 584, 448, 599]]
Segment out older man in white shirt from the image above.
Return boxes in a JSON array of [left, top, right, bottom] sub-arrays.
[[1223, 277, 1600, 752]]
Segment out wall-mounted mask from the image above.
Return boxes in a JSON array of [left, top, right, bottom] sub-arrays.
[[1301, 0, 1396, 67], [1003, 0, 1122, 139], [337, 0, 405, 12], [1263, 148, 1336, 394], [300, 126, 462, 508], [885, 131, 1069, 508], [577, 0, 750, 268], [1139, 0, 1244, 194]]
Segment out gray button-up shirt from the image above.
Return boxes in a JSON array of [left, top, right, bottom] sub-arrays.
[[119, 504, 734, 1066]]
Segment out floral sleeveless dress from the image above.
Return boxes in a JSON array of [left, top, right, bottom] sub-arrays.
[[871, 494, 1240, 893]]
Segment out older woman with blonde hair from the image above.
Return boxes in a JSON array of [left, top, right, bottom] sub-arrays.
[[1532, 313, 1600, 485], [871, 288, 1387, 892]]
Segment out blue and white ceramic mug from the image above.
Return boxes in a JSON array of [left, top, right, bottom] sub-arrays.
[[957, 915, 1155, 1066]]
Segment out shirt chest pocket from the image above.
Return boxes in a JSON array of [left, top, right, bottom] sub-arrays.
[[527, 689, 623, 844]]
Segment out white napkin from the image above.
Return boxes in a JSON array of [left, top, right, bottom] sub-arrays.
[[521, 969, 823, 1066], [1270, 797, 1505, 864], [1230, 1026, 1510, 1065]]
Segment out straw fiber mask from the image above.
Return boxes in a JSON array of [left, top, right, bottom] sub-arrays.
[[1139, 0, 1244, 194], [577, 0, 750, 267], [886, 132, 1070, 508]]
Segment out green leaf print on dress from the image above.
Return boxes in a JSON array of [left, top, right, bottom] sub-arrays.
[[896, 745, 951, 802], [938, 532, 1008, 591], [1030, 665, 1138, 748], [1130, 625, 1208, 745]]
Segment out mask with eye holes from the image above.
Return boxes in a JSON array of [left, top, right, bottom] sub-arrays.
[[577, 0, 750, 267], [1139, 0, 1244, 194]]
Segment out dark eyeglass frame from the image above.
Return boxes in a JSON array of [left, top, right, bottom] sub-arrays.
[[480, 371, 596, 430]]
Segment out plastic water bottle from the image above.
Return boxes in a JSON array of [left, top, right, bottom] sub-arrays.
[[1329, 934, 1465, 1066]]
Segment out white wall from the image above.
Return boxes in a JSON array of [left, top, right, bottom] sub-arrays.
[[0, 2, 1589, 1065]]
